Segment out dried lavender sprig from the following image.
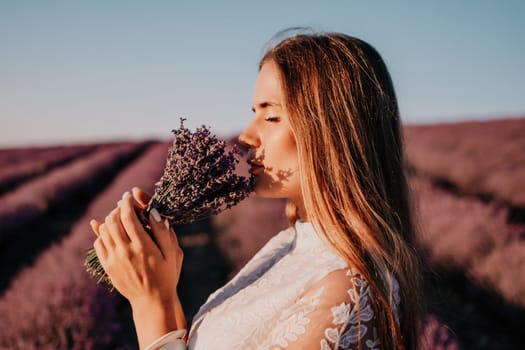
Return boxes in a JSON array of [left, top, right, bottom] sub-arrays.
[[85, 119, 253, 287]]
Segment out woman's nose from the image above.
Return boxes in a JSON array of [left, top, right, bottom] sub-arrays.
[[238, 123, 259, 148], [238, 132, 250, 147]]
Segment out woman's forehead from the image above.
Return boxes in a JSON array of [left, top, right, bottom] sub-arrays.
[[252, 61, 283, 110]]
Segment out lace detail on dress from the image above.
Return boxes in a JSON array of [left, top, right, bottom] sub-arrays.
[[320, 269, 378, 350]]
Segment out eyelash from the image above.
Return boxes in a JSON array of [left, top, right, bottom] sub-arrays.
[[264, 116, 280, 122]]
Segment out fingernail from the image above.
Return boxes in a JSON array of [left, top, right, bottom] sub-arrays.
[[164, 219, 170, 231], [122, 191, 130, 199], [151, 208, 162, 222]]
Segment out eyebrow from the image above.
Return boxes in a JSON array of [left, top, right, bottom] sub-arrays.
[[251, 101, 282, 113]]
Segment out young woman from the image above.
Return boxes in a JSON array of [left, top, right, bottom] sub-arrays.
[[91, 30, 423, 349]]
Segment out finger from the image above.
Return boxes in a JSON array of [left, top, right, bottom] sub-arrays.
[[132, 186, 151, 208], [90, 219, 102, 237], [93, 236, 108, 261], [99, 222, 117, 250], [105, 205, 131, 246], [120, 192, 153, 246], [148, 208, 177, 259]]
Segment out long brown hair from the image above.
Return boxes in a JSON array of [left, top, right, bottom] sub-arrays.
[[261, 31, 423, 349]]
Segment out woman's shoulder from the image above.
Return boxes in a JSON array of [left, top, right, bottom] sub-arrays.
[[302, 267, 372, 303]]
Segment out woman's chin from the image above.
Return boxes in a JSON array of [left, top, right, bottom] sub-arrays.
[[252, 187, 283, 199], [250, 174, 288, 198]]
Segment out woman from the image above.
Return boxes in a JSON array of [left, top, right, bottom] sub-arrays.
[[91, 30, 423, 349]]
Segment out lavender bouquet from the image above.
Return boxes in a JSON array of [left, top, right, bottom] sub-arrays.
[[85, 119, 253, 286]]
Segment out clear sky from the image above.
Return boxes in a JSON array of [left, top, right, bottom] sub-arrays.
[[1, 0, 524, 147]]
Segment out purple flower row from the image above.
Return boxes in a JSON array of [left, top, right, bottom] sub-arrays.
[[0, 142, 169, 350], [412, 175, 525, 306], [404, 118, 525, 207], [0, 144, 99, 195], [0, 142, 149, 237]]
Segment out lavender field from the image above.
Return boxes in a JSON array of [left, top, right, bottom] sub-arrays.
[[0, 117, 523, 349]]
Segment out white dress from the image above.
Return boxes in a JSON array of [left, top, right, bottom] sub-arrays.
[[147, 221, 400, 350]]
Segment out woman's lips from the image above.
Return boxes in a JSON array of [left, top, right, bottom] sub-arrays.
[[247, 160, 264, 174]]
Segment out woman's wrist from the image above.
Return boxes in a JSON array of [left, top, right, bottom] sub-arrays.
[[131, 296, 180, 350], [173, 294, 188, 334]]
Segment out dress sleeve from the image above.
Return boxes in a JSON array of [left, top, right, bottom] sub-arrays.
[[144, 329, 187, 350], [268, 268, 381, 350]]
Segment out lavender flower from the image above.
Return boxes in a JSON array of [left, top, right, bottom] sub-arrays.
[[85, 119, 253, 287]]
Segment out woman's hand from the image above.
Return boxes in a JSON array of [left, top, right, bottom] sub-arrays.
[[90, 187, 185, 348], [90, 188, 182, 304]]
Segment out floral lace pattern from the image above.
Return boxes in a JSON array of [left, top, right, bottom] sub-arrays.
[[319, 269, 378, 349], [186, 222, 399, 350]]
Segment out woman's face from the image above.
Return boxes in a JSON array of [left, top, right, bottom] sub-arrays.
[[239, 60, 303, 204]]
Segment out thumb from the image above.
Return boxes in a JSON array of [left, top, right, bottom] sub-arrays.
[[149, 208, 174, 258]]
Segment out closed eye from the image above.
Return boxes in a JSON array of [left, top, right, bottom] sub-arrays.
[[264, 116, 280, 122]]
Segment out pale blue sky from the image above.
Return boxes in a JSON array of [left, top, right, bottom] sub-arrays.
[[1, 0, 524, 147]]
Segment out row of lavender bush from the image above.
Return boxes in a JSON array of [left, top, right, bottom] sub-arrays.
[[404, 118, 525, 308], [0, 144, 92, 167], [404, 117, 525, 207], [0, 144, 99, 195], [0, 142, 149, 236], [412, 175, 525, 306], [0, 142, 170, 350]]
